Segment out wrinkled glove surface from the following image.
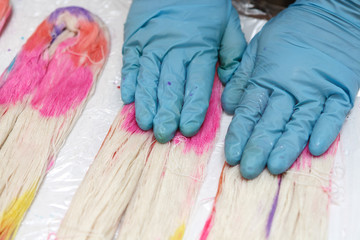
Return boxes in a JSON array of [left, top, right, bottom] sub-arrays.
[[121, 0, 246, 143], [223, 0, 360, 179]]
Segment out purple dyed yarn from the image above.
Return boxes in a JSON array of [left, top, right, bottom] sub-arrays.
[[49, 6, 93, 23]]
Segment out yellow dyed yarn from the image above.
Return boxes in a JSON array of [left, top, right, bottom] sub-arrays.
[[170, 223, 186, 240], [0, 181, 39, 240]]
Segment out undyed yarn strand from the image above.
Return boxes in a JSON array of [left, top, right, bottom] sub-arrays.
[[57, 105, 155, 240], [202, 138, 339, 240], [269, 146, 336, 240]]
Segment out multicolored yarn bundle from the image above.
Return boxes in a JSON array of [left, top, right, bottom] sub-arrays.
[[200, 137, 339, 240], [0, 6, 109, 240], [57, 74, 223, 239], [0, 0, 11, 33]]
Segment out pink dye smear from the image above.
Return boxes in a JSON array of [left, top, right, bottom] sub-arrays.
[[120, 73, 222, 156], [0, 11, 109, 117], [120, 104, 146, 134], [291, 136, 340, 171], [30, 44, 94, 117], [0, 19, 54, 102], [173, 74, 222, 155], [47, 233, 57, 240], [199, 165, 226, 240], [46, 156, 55, 172], [200, 210, 215, 240], [0, 38, 94, 117], [0, 47, 49, 105], [323, 172, 333, 208]]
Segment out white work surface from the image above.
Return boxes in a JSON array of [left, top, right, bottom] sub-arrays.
[[0, 0, 358, 239]]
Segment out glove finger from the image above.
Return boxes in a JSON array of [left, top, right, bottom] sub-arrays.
[[135, 50, 161, 130], [218, 7, 247, 84], [240, 93, 294, 179], [267, 100, 324, 175], [153, 50, 187, 143], [224, 83, 270, 166], [221, 34, 259, 114], [309, 94, 352, 156], [121, 46, 140, 104], [179, 51, 217, 137]]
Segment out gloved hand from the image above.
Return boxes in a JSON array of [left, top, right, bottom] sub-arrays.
[[121, 0, 246, 143], [223, 0, 360, 179]]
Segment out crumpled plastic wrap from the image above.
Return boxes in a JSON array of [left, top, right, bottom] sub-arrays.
[[0, 1, 357, 239]]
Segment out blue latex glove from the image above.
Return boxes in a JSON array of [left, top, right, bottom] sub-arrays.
[[223, 0, 360, 179], [121, 0, 246, 143]]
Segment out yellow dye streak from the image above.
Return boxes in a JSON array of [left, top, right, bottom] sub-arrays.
[[0, 181, 39, 240], [170, 223, 186, 240]]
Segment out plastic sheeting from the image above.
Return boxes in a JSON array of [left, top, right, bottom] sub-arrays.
[[0, 1, 357, 239]]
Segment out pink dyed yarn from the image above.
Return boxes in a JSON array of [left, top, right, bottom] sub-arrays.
[[121, 104, 146, 134], [0, 7, 108, 117], [120, 73, 223, 156], [173, 74, 222, 155], [30, 55, 93, 117], [0, 49, 48, 105], [291, 136, 340, 170]]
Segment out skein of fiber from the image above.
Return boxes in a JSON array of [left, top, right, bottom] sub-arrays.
[[0, 0, 11, 33], [57, 104, 155, 240], [200, 137, 339, 240], [57, 74, 223, 240], [0, 6, 110, 240], [117, 75, 222, 240]]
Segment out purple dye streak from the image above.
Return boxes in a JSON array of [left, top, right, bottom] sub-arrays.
[[266, 176, 282, 238], [48, 6, 93, 23], [50, 23, 66, 44], [53, 23, 65, 36]]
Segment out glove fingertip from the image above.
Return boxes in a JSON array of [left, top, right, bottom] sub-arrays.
[[221, 85, 243, 114], [224, 138, 241, 166], [121, 88, 135, 104], [267, 150, 294, 175], [221, 93, 236, 115], [180, 120, 201, 138], [309, 143, 326, 157], [136, 117, 153, 131], [153, 114, 178, 143], [240, 164, 262, 180], [154, 125, 175, 144], [135, 104, 154, 131], [309, 134, 333, 157], [217, 66, 236, 85], [267, 159, 286, 176], [121, 71, 138, 104]]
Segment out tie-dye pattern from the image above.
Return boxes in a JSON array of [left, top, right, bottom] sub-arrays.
[[0, 6, 109, 240]]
